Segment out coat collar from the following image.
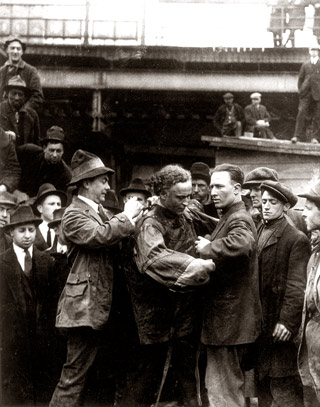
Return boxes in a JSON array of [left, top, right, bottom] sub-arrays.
[[258, 216, 288, 250], [210, 200, 245, 240], [71, 196, 111, 223]]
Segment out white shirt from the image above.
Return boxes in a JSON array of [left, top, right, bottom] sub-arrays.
[[13, 243, 33, 272], [38, 220, 55, 248], [311, 57, 319, 65], [57, 241, 68, 254]]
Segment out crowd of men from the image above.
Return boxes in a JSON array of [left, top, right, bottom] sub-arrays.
[[1, 35, 320, 407]]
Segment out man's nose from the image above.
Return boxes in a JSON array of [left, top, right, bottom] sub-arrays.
[[194, 185, 199, 192]]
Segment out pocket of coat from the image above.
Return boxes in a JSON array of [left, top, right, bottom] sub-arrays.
[[65, 280, 88, 297]]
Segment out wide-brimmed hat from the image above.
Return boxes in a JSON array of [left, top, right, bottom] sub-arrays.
[[48, 207, 66, 229], [33, 183, 67, 215], [261, 180, 298, 208], [41, 126, 66, 145], [243, 167, 279, 188], [190, 162, 211, 185], [120, 178, 151, 198], [223, 92, 234, 100], [4, 35, 26, 51], [0, 191, 18, 207], [69, 149, 114, 186], [4, 75, 30, 96], [299, 180, 320, 204], [3, 205, 42, 231]]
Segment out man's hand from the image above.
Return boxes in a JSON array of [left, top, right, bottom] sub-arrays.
[[175, 258, 216, 288], [123, 197, 144, 220], [5, 130, 16, 142], [195, 236, 211, 254], [273, 323, 292, 342], [0, 185, 7, 192]]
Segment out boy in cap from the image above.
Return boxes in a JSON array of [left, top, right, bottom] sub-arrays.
[[33, 183, 67, 251], [0, 36, 43, 111], [244, 93, 276, 139], [17, 126, 72, 197], [49, 149, 144, 407], [213, 92, 244, 138], [298, 178, 320, 406], [0, 190, 17, 253], [292, 45, 320, 144], [0, 204, 55, 405], [256, 181, 310, 407], [0, 75, 40, 147]]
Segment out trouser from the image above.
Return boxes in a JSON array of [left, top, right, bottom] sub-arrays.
[[254, 126, 275, 139], [257, 375, 304, 407], [221, 121, 242, 137], [294, 95, 320, 142], [122, 335, 198, 407], [49, 327, 101, 407], [205, 344, 248, 407]]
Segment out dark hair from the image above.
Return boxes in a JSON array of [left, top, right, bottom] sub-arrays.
[[42, 140, 64, 148], [212, 164, 244, 186], [152, 164, 191, 195]]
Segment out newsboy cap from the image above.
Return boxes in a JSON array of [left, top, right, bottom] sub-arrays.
[[120, 178, 151, 198], [4, 35, 26, 51], [298, 179, 320, 204], [243, 167, 279, 188], [190, 162, 211, 185], [41, 126, 66, 145], [0, 191, 17, 207], [223, 92, 234, 99], [261, 181, 298, 208], [4, 75, 30, 96], [69, 149, 114, 186], [3, 205, 42, 231], [250, 92, 262, 99]]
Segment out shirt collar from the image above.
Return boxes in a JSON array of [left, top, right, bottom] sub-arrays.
[[4, 59, 25, 68], [13, 242, 33, 255], [78, 195, 99, 213], [311, 57, 319, 64]]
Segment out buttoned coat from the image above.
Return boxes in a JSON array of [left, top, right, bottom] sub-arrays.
[[213, 103, 244, 134], [55, 196, 135, 330], [257, 217, 310, 378], [297, 59, 320, 100], [199, 201, 262, 346], [244, 104, 272, 132], [0, 245, 55, 404]]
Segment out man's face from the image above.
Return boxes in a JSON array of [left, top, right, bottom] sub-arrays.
[[250, 187, 262, 209], [0, 204, 14, 228], [224, 97, 234, 107], [210, 171, 238, 209], [8, 88, 26, 111], [37, 194, 62, 222], [191, 178, 210, 204], [43, 143, 64, 164], [6, 41, 23, 64], [309, 49, 319, 59], [261, 190, 287, 221], [124, 192, 148, 208], [302, 199, 320, 232], [10, 223, 36, 249], [86, 174, 110, 204], [161, 181, 192, 215], [251, 97, 261, 106]]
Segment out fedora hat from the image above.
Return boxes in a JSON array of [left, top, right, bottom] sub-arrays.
[[190, 162, 211, 185], [243, 167, 279, 188], [4, 35, 26, 51], [4, 75, 30, 96], [3, 205, 42, 231], [41, 126, 66, 145], [0, 191, 18, 207], [299, 179, 320, 204], [48, 207, 66, 229], [261, 180, 298, 208], [69, 149, 114, 186], [102, 190, 122, 214], [33, 183, 67, 215], [120, 178, 151, 198]]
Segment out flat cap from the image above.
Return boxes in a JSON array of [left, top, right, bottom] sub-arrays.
[[261, 180, 298, 208], [190, 162, 210, 185], [243, 167, 279, 188], [223, 92, 234, 99], [299, 179, 320, 204], [250, 92, 262, 99]]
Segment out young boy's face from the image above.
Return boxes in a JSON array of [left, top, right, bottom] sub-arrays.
[[10, 223, 36, 249]]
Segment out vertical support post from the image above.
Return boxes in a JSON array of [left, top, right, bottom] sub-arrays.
[[92, 90, 102, 132]]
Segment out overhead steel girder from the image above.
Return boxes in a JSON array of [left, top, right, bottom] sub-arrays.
[[39, 69, 298, 93]]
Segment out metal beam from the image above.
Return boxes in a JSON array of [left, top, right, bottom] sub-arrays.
[[39, 69, 299, 92]]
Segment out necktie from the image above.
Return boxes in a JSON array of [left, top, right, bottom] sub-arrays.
[[24, 248, 32, 278], [46, 227, 52, 247]]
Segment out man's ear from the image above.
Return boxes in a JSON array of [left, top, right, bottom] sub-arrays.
[[233, 183, 241, 195], [283, 202, 291, 212], [159, 190, 167, 201], [37, 204, 43, 214]]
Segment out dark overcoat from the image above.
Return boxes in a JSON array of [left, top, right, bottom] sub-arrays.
[[199, 201, 262, 346], [0, 245, 55, 405], [0, 128, 21, 192], [257, 217, 310, 378], [244, 104, 272, 132], [297, 59, 320, 100]]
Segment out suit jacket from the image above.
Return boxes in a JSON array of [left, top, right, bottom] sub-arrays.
[[244, 104, 271, 132], [199, 201, 262, 346], [298, 59, 320, 100], [0, 245, 54, 404]]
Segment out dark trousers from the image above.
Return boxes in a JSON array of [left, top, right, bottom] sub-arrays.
[[294, 95, 320, 142], [257, 375, 304, 407], [49, 327, 101, 407], [122, 335, 198, 407]]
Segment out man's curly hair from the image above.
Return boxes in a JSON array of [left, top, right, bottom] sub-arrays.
[[151, 164, 191, 195]]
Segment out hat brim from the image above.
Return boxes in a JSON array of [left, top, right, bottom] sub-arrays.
[[48, 218, 62, 229], [242, 180, 262, 188], [33, 190, 67, 215], [298, 193, 320, 203], [68, 167, 114, 186], [3, 218, 42, 231], [0, 199, 17, 207], [119, 187, 152, 197], [261, 184, 297, 208]]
